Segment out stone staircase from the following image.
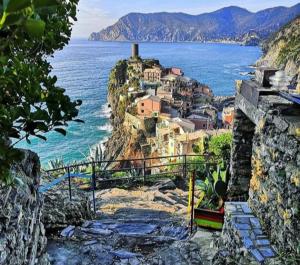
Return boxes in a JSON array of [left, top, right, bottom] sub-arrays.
[[214, 202, 277, 264]]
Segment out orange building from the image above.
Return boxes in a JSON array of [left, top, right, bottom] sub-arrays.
[[136, 95, 161, 117], [222, 106, 235, 128]]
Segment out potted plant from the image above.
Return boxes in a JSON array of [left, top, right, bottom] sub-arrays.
[[191, 164, 229, 230]]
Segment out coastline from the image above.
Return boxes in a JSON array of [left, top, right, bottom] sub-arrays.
[[87, 38, 258, 47]]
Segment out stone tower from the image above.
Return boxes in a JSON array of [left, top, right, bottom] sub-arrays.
[[131, 43, 139, 58]]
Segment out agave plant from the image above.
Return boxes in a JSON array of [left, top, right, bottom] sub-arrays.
[[129, 167, 141, 178], [85, 144, 108, 171], [48, 157, 65, 170], [88, 144, 103, 162], [195, 165, 228, 211]]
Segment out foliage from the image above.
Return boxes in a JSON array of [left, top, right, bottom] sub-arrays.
[[87, 144, 103, 162], [108, 60, 127, 91], [263, 16, 300, 68], [48, 157, 64, 170], [129, 77, 140, 89], [192, 136, 209, 155], [196, 165, 227, 210], [277, 35, 300, 66], [0, 0, 82, 183], [208, 132, 233, 162], [187, 156, 206, 176]]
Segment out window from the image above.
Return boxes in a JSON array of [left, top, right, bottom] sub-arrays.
[[203, 124, 206, 128], [141, 110, 144, 113], [141, 103, 144, 106]]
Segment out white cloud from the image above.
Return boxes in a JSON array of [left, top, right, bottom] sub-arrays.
[[71, 2, 117, 38]]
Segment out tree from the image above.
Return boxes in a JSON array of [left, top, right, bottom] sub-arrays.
[[208, 132, 233, 163], [0, 0, 81, 184]]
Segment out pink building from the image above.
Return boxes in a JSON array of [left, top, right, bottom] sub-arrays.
[[171, 67, 184, 76], [136, 95, 161, 117]]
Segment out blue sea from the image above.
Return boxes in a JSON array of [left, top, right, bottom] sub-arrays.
[[17, 39, 261, 167]]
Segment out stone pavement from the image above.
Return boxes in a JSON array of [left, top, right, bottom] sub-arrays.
[[214, 202, 277, 264], [46, 181, 204, 265]]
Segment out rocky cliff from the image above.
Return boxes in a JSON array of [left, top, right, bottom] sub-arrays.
[[257, 16, 300, 79], [89, 4, 300, 45], [0, 150, 50, 265], [104, 59, 149, 162]]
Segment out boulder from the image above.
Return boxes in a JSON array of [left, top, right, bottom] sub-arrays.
[[42, 189, 92, 231], [150, 179, 177, 191]]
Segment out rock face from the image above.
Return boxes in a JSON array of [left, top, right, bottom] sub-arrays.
[[89, 4, 300, 44], [257, 17, 300, 79], [42, 189, 92, 231], [104, 59, 154, 162], [0, 150, 50, 265]]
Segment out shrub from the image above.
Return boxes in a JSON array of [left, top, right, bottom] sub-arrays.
[[0, 0, 82, 184]]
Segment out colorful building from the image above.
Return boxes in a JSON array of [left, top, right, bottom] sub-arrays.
[[166, 67, 184, 76], [136, 95, 161, 117], [222, 106, 235, 128], [144, 66, 163, 82], [187, 114, 214, 130], [155, 119, 195, 156]]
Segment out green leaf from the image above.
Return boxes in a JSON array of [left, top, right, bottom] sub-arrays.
[[35, 122, 48, 132], [54, 128, 66, 136], [24, 18, 45, 38], [5, 0, 31, 13], [53, 121, 64, 126], [33, 0, 58, 8], [3, 13, 24, 26], [73, 119, 84, 123], [35, 134, 47, 141]]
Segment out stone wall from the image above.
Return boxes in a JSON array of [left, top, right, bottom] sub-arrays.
[[250, 113, 300, 254], [228, 79, 300, 259], [0, 150, 50, 265], [229, 108, 255, 198]]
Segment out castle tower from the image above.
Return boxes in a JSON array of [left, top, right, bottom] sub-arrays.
[[131, 43, 139, 58]]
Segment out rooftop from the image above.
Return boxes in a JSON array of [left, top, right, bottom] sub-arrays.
[[135, 95, 161, 103], [187, 114, 210, 120]]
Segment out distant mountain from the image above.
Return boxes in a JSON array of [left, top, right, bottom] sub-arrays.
[[89, 4, 300, 45]]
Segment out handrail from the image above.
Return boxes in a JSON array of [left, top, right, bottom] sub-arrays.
[[41, 154, 225, 217], [45, 154, 221, 172]]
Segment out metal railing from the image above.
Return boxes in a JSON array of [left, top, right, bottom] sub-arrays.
[[42, 154, 221, 213]]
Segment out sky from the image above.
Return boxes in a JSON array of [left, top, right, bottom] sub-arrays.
[[72, 0, 300, 38]]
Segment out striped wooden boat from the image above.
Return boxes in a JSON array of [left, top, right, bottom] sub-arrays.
[[194, 207, 224, 230]]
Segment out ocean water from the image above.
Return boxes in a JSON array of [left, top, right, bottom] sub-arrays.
[[17, 39, 261, 167]]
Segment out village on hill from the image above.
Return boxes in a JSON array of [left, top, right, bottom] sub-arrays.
[[114, 44, 235, 160]]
